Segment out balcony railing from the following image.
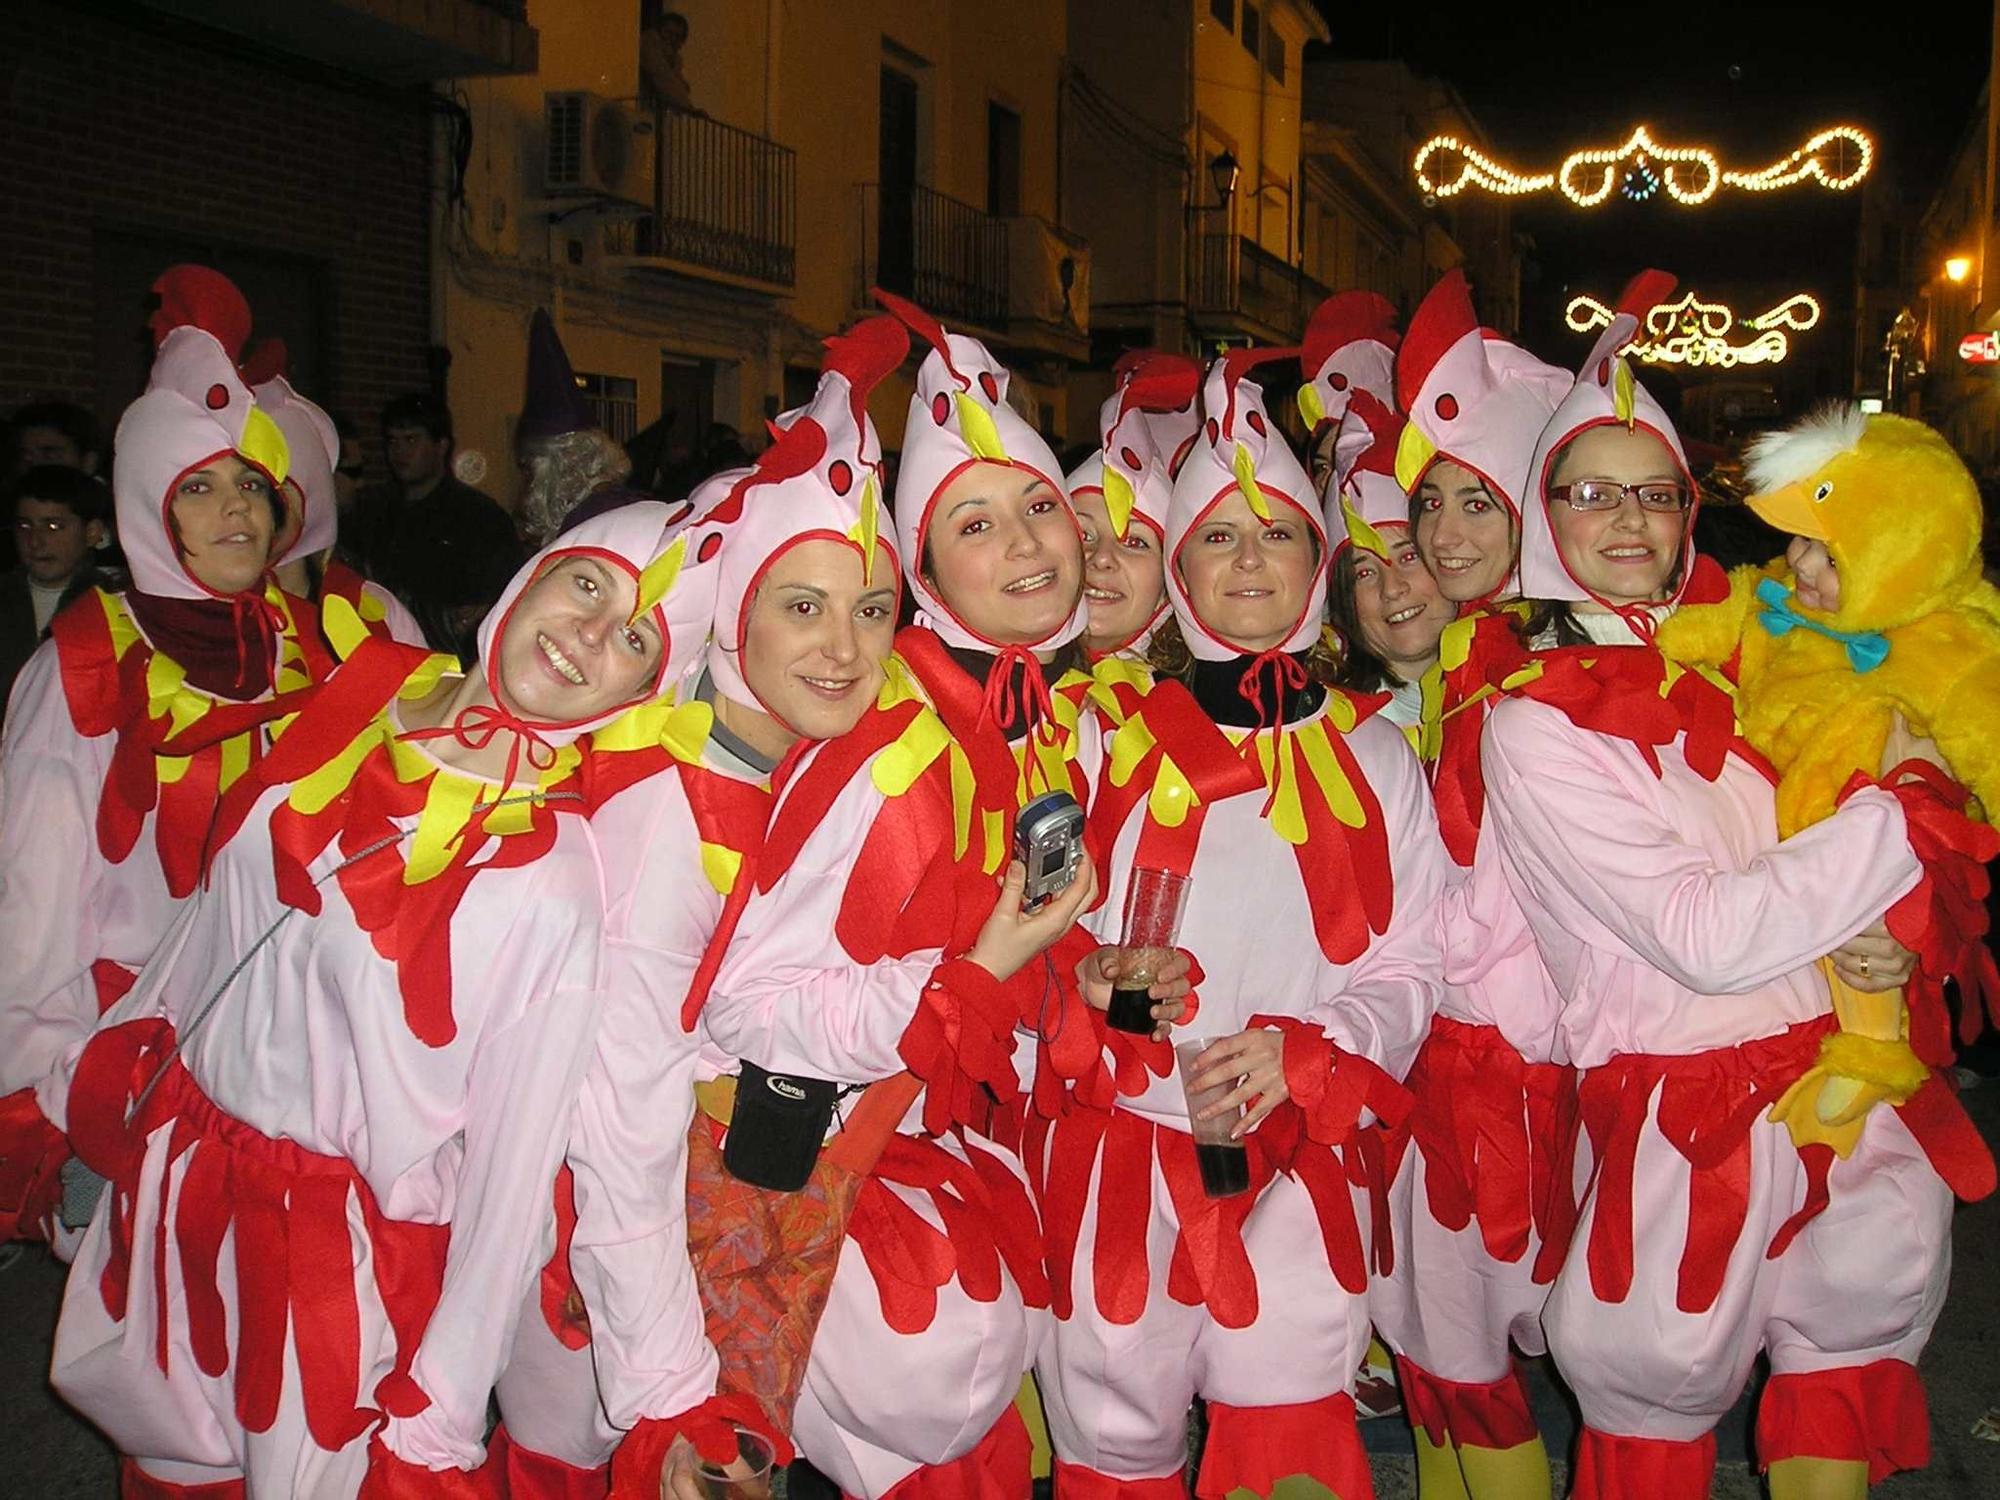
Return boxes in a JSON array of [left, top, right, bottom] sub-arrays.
[[1188, 232, 1329, 341], [626, 102, 795, 289], [859, 183, 1009, 330]]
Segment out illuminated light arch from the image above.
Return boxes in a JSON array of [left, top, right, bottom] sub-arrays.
[[1564, 291, 1824, 368], [1414, 125, 1874, 206]]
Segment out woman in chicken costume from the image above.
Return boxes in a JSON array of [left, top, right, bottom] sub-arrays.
[[1032, 349, 1447, 1500], [1658, 406, 2000, 1142], [1323, 391, 1456, 732], [1297, 290, 1400, 500], [684, 308, 1138, 1500], [1066, 354, 1202, 663], [1478, 300, 1983, 1499], [39, 500, 713, 1499], [0, 266, 326, 1251]]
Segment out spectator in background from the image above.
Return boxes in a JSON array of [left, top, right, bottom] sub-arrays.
[[348, 392, 521, 664], [514, 308, 643, 544], [332, 412, 366, 516], [10, 400, 103, 477], [639, 3, 695, 113], [2, 466, 118, 723]]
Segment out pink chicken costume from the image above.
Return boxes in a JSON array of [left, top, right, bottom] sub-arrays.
[[1065, 354, 1203, 663], [243, 345, 425, 650], [39, 502, 713, 1499], [1478, 296, 1990, 1496], [1033, 352, 1448, 1500], [687, 312, 1063, 1500], [1296, 290, 1400, 479], [1347, 284, 1581, 1476], [0, 266, 326, 1251]]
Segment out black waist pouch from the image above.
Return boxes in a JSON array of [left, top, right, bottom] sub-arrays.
[[722, 1061, 839, 1192]]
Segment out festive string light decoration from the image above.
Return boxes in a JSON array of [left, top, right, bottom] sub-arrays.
[[1414, 125, 1874, 206], [1565, 291, 1823, 367]]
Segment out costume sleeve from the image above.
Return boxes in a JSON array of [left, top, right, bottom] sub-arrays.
[[377, 875, 607, 1472], [562, 936, 719, 1429], [1304, 721, 1448, 1084], [0, 644, 115, 1095], [1481, 697, 1923, 997]]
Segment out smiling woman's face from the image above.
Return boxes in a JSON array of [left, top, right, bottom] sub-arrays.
[[1413, 458, 1516, 602], [169, 454, 277, 595], [921, 460, 1083, 645], [739, 537, 898, 739], [493, 554, 662, 724], [1174, 486, 1319, 652], [1072, 485, 1165, 654]]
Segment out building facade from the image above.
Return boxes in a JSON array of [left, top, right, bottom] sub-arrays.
[[439, 0, 1090, 495], [0, 0, 532, 468]]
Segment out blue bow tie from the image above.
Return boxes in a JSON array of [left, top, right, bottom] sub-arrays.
[[1754, 577, 1890, 673]]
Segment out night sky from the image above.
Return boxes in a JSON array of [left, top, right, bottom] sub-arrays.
[[1308, 1, 1995, 399]]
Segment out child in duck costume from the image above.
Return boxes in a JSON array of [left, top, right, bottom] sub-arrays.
[[1658, 406, 2000, 1157], [1034, 349, 1447, 1500], [41, 502, 718, 1499], [1481, 304, 1980, 1500], [0, 266, 325, 1251]]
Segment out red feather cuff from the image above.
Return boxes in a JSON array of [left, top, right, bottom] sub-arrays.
[[1247, 1016, 1412, 1146], [1843, 763, 2000, 1063], [608, 1393, 795, 1500], [900, 958, 1023, 1135], [0, 1088, 69, 1245]]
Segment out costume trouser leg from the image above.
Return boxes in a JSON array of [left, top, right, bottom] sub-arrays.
[[1037, 1136, 1372, 1498], [1371, 1122, 1551, 1500], [53, 1131, 387, 1500], [1545, 1089, 1950, 1500], [790, 1146, 1043, 1500], [493, 1286, 617, 1495]]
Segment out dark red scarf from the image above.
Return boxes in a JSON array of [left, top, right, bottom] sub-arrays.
[[124, 586, 279, 700]]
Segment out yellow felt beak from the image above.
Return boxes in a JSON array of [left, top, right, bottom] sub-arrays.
[[1341, 493, 1392, 558], [1747, 480, 1830, 541], [1231, 442, 1272, 522], [1103, 465, 1136, 540], [1394, 421, 1437, 493], [851, 473, 882, 584], [635, 535, 688, 616], [1295, 382, 1326, 432], [238, 406, 291, 487], [954, 391, 1007, 462]]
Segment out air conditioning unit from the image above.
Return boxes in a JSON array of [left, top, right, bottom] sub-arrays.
[[543, 91, 651, 208]]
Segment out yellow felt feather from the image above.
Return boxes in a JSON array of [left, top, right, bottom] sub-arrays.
[[321, 594, 372, 661], [851, 473, 882, 584], [634, 535, 686, 618], [1613, 360, 1637, 427], [699, 840, 742, 895]]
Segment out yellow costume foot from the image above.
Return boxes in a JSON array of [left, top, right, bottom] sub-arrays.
[[1766, 1454, 1868, 1500]]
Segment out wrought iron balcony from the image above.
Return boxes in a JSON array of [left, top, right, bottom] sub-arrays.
[[1188, 232, 1329, 343], [610, 101, 795, 291], [859, 182, 1010, 331]]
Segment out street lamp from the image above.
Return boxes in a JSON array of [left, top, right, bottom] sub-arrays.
[[1208, 150, 1241, 205], [1945, 255, 1973, 283]]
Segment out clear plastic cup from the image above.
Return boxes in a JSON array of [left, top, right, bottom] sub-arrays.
[[687, 1426, 776, 1500], [1106, 867, 1190, 1034], [1175, 1036, 1250, 1197]]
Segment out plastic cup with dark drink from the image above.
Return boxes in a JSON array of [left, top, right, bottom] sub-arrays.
[[686, 1425, 776, 1500], [1106, 866, 1191, 1034], [1176, 1036, 1251, 1198]]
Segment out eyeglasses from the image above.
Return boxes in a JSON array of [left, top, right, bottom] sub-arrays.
[[1548, 480, 1692, 514], [10, 515, 80, 534]]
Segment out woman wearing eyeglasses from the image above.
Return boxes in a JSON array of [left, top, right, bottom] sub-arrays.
[[1478, 305, 1962, 1500]]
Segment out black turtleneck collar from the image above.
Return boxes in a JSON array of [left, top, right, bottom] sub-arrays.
[[944, 641, 1082, 741], [1187, 652, 1324, 728]]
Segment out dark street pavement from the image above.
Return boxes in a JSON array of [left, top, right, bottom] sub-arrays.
[[3, 1087, 1996, 1497]]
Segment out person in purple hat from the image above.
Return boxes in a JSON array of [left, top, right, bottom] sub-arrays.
[[515, 308, 649, 546]]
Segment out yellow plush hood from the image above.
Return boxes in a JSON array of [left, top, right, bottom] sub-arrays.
[[1746, 410, 1985, 634]]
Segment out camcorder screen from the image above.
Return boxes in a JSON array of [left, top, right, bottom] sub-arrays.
[[1039, 848, 1066, 877]]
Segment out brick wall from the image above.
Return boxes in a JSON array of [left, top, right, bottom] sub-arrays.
[[0, 3, 434, 455]]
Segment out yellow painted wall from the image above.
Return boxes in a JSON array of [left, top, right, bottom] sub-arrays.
[[442, 0, 1075, 491], [1191, 0, 1313, 258]]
